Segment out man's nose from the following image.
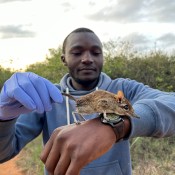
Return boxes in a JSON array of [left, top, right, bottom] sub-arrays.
[[81, 52, 94, 63]]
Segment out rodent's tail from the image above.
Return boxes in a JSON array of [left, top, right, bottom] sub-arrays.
[[62, 93, 76, 101]]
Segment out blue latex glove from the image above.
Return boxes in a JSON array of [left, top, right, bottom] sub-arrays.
[[0, 72, 63, 120]]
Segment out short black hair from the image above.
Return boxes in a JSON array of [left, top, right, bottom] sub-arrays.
[[62, 27, 95, 54]]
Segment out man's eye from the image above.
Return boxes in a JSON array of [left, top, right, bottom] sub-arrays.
[[72, 52, 82, 56], [92, 51, 101, 56]]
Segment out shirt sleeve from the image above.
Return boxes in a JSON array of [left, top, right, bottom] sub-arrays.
[[0, 112, 43, 163], [120, 78, 175, 138]]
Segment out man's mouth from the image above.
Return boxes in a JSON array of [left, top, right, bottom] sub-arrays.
[[78, 67, 96, 71]]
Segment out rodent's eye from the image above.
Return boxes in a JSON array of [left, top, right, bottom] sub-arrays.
[[123, 104, 129, 110]]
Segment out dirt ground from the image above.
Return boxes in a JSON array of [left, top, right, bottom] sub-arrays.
[[0, 155, 24, 175]]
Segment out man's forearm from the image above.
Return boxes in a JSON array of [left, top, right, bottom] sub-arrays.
[[0, 119, 16, 163]]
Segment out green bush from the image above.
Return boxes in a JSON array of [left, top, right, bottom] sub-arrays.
[[0, 66, 14, 90]]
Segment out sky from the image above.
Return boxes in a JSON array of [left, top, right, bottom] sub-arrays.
[[0, 0, 175, 70]]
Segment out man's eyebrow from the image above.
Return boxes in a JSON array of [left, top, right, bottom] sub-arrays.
[[70, 45, 102, 50], [91, 45, 102, 50], [70, 46, 83, 50]]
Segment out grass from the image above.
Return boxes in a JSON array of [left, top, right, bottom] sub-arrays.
[[131, 136, 175, 175], [17, 135, 175, 175], [17, 135, 44, 175]]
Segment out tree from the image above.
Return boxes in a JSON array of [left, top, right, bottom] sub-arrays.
[[0, 66, 14, 89], [26, 47, 67, 83]]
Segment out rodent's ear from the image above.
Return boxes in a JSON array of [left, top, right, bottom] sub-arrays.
[[114, 90, 124, 103], [61, 54, 67, 66], [117, 91, 124, 98]]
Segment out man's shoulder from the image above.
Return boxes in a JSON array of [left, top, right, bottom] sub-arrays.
[[54, 84, 61, 90], [111, 77, 132, 84]]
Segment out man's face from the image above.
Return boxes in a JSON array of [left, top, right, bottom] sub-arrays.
[[62, 32, 103, 88]]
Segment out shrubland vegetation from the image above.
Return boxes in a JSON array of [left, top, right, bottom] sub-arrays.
[[0, 66, 14, 89], [0, 40, 175, 174]]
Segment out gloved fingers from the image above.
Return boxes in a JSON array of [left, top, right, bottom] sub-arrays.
[[0, 75, 37, 111], [1, 72, 63, 114], [28, 73, 63, 112], [15, 73, 45, 113], [12, 87, 37, 111], [28, 74, 52, 111], [43, 78, 63, 103]]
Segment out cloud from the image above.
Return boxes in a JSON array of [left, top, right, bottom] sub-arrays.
[[123, 32, 150, 45], [0, 25, 36, 39], [61, 2, 71, 7], [157, 33, 175, 47], [0, 0, 31, 3], [120, 32, 153, 51], [147, 0, 175, 23], [60, 2, 74, 12], [88, 1, 96, 6], [119, 32, 175, 51], [87, 0, 144, 23], [87, 0, 175, 23]]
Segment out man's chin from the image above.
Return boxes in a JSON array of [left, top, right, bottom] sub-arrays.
[[75, 75, 99, 86], [76, 79, 97, 86]]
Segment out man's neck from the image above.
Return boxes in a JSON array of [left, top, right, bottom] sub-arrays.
[[70, 79, 99, 91]]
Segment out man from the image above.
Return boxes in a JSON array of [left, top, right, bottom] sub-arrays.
[[0, 28, 175, 175]]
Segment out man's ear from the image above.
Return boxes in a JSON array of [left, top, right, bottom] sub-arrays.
[[61, 54, 67, 66]]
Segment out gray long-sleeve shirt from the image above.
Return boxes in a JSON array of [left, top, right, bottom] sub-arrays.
[[0, 72, 175, 175]]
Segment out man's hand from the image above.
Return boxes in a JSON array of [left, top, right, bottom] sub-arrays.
[[0, 72, 63, 120], [40, 117, 116, 175]]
